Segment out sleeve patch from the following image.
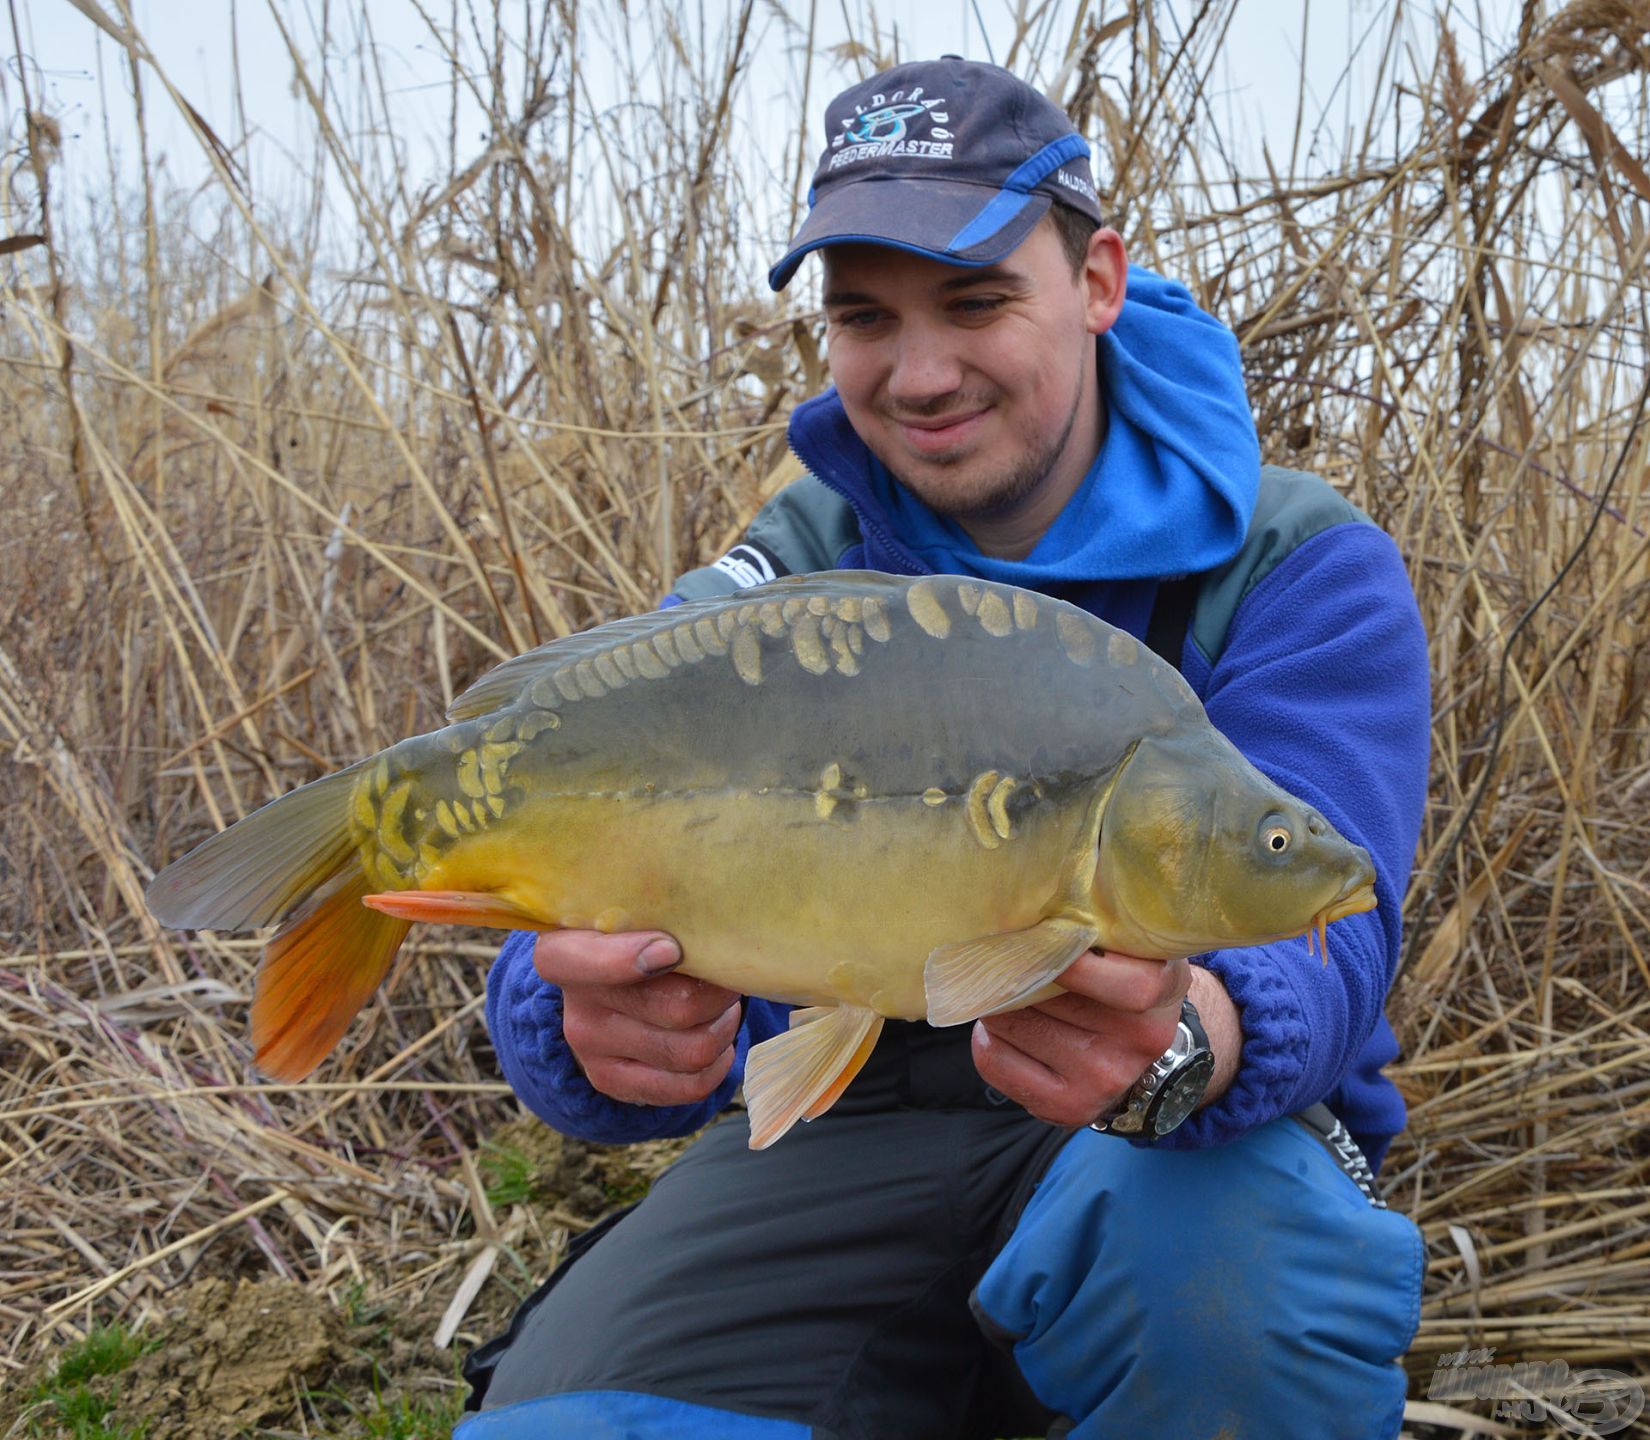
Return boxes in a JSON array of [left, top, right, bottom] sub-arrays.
[[711, 541, 788, 589]]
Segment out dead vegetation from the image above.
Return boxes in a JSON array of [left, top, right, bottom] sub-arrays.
[[1, 2, 1648, 1434]]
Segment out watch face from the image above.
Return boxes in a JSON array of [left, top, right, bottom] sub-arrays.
[[1150, 1052, 1217, 1135]]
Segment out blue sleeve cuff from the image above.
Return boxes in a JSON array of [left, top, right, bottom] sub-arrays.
[[1159, 900, 1390, 1150], [1159, 948, 1310, 1149]]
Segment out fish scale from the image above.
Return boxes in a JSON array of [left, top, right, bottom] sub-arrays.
[[146, 571, 1378, 1149]]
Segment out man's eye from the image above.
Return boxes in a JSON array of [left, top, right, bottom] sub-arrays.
[[832, 310, 884, 329], [955, 297, 1005, 316]]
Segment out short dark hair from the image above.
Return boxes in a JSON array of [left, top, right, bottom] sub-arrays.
[[1048, 200, 1100, 274]]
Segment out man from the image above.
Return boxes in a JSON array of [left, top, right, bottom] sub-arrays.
[[458, 58, 1430, 1439]]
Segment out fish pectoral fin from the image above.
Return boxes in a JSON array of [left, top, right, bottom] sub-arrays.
[[924, 918, 1100, 1028], [360, 890, 547, 929], [743, 1006, 884, 1151]]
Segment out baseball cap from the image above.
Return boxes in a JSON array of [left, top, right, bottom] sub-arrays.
[[768, 56, 1102, 291]]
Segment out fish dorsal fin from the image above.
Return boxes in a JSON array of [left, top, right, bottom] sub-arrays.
[[924, 917, 1099, 1028], [444, 572, 916, 723], [445, 610, 694, 721]]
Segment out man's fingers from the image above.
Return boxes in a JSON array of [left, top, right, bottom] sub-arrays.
[[542, 926, 742, 1109], [532, 928, 682, 987], [581, 1046, 738, 1108], [971, 1020, 1106, 1128], [976, 1010, 1146, 1112], [604, 973, 742, 1030], [534, 929, 737, 1026], [1056, 950, 1190, 1015], [563, 997, 742, 1076]]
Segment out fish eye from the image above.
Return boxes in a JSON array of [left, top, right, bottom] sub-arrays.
[[1261, 821, 1292, 854]]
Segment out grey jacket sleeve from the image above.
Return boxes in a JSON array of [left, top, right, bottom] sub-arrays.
[[670, 475, 861, 601]]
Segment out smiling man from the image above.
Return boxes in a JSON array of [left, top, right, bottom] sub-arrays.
[[823, 226, 1118, 546], [459, 58, 1431, 1440]]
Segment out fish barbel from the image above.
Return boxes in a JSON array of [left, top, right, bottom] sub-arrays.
[[146, 572, 1377, 1148]]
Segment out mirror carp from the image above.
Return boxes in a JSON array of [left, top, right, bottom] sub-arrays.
[[147, 571, 1377, 1148]]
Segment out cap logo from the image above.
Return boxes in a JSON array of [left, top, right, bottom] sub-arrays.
[[829, 87, 954, 171], [845, 101, 927, 143]]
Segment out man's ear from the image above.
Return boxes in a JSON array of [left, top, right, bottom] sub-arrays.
[[1083, 228, 1128, 337]]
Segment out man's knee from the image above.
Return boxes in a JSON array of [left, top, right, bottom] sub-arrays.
[[973, 1120, 1424, 1439]]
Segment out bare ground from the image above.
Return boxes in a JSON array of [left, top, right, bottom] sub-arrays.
[[4, 1130, 684, 1439]]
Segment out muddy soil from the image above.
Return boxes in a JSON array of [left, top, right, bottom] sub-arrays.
[[10, 1129, 686, 1438], [96, 1273, 453, 1439], [114, 1275, 350, 1438]]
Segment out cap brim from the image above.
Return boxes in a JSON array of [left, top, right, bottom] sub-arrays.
[[768, 177, 1053, 291]]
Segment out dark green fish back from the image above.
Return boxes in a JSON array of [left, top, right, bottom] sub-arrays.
[[438, 572, 1204, 816]]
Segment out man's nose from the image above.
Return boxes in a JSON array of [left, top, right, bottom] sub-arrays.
[[885, 324, 965, 406]]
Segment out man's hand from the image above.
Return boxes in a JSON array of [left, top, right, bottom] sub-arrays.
[[971, 953, 1241, 1128], [534, 930, 742, 1107]]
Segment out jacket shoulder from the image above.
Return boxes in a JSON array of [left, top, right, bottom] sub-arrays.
[[670, 473, 860, 601], [1190, 463, 1375, 663]]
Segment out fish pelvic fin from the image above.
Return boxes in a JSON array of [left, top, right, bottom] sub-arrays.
[[924, 917, 1099, 1028], [253, 869, 411, 1081], [743, 1005, 883, 1151]]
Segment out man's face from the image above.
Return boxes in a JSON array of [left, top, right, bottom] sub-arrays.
[[821, 218, 1119, 522]]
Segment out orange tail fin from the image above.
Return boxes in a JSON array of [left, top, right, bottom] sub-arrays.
[[146, 760, 410, 1081], [253, 871, 412, 1081]]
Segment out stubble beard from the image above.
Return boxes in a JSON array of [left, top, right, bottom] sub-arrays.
[[881, 372, 1086, 524]]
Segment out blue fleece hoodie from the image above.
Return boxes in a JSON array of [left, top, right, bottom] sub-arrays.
[[485, 268, 1429, 1170]]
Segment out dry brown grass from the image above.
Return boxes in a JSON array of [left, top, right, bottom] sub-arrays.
[[2, 1, 1648, 1432]]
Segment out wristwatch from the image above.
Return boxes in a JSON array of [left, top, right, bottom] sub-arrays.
[[1089, 997, 1215, 1140]]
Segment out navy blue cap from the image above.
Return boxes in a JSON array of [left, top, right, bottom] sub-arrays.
[[769, 56, 1102, 291]]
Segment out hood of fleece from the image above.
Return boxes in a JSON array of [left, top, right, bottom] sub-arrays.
[[789, 265, 1261, 584]]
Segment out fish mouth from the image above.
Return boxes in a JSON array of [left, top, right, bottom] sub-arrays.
[[1295, 875, 1378, 961], [1321, 880, 1378, 924]]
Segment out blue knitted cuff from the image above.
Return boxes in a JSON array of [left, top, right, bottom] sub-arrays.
[[1158, 949, 1310, 1150]]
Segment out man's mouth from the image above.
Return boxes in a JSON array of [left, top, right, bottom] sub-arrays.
[[891, 408, 989, 455]]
